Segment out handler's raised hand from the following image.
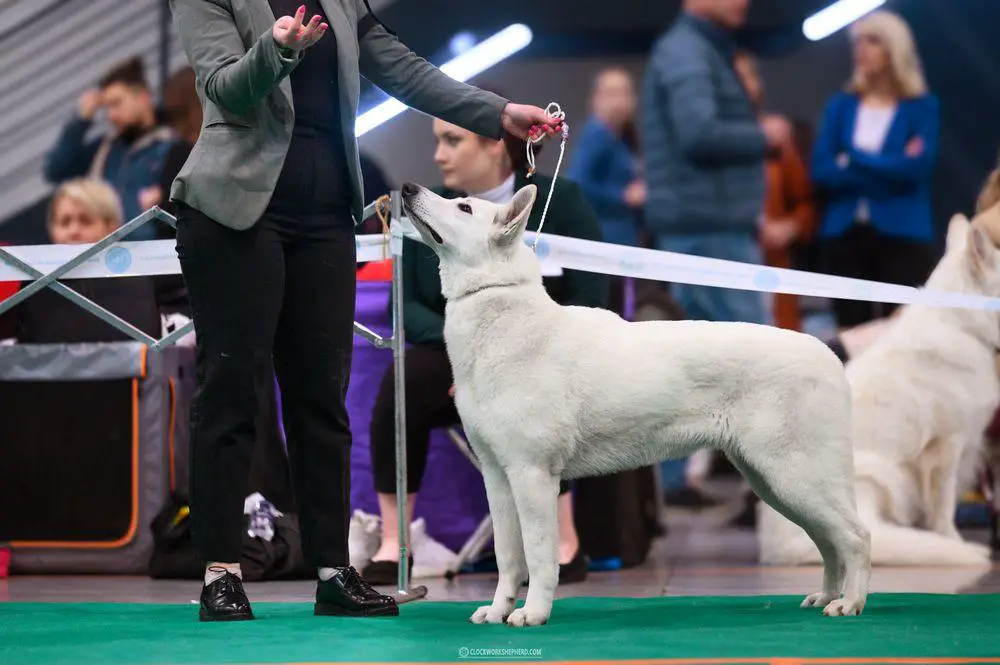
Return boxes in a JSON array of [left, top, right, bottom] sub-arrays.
[[501, 103, 562, 142], [273, 5, 328, 53]]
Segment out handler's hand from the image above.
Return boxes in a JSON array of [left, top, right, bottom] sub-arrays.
[[273, 5, 328, 53], [501, 103, 563, 142]]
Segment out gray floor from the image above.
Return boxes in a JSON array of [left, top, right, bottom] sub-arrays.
[[3, 500, 998, 605]]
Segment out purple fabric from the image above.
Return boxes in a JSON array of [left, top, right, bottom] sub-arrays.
[[344, 281, 490, 553], [624, 277, 636, 320]]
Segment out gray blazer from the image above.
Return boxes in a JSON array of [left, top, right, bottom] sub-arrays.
[[169, 0, 510, 228]]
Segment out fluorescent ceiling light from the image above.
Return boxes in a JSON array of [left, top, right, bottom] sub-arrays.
[[803, 0, 886, 41], [450, 31, 477, 56], [355, 23, 533, 137]]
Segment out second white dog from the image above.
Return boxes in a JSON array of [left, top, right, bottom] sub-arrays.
[[757, 209, 1000, 568], [400, 182, 871, 626]]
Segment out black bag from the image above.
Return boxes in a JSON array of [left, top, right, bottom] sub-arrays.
[[148, 492, 313, 581]]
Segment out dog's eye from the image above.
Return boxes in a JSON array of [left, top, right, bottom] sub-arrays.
[[458, 203, 473, 214]]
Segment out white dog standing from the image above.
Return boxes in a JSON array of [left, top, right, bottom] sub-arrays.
[[758, 208, 1000, 568], [400, 182, 871, 626]]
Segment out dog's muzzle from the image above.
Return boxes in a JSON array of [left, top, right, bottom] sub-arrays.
[[400, 183, 443, 244]]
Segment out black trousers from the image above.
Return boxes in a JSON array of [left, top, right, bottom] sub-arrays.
[[369, 344, 569, 496], [821, 223, 939, 329], [175, 202, 356, 567]]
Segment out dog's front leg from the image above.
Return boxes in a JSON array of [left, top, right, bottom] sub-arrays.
[[470, 461, 527, 625], [506, 467, 560, 627]]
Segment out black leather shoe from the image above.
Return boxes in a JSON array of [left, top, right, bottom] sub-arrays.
[[199, 568, 254, 622], [315, 566, 399, 617]]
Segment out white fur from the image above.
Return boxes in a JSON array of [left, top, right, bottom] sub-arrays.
[[401, 183, 871, 625], [758, 213, 1000, 568]]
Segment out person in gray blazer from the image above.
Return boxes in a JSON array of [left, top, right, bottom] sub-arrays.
[[169, 0, 561, 622]]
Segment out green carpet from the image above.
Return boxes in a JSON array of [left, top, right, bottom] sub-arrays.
[[2, 594, 999, 664]]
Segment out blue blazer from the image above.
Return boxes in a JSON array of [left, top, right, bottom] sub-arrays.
[[812, 91, 940, 242], [567, 117, 641, 246]]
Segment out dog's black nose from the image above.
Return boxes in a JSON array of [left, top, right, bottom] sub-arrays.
[[401, 182, 418, 197]]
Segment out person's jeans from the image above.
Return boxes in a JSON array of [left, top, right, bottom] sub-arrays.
[[654, 233, 771, 325], [176, 202, 357, 567], [652, 233, 772, 490]]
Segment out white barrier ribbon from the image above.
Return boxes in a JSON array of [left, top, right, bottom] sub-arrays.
[[520, 231, 1000, 312], [0, 240, 180, 282], [3, 225, 998, 313], [0, 236, 396, 282]]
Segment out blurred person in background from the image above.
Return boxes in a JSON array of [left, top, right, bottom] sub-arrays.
[[140, 67, 202, 224], [568, 67, 645, 316], [812, 9, 939, 330], [363, 104, 607, 586], [641, 0, 788, 507], [43, 57, 175, 240], [734, 51, 817, 331]]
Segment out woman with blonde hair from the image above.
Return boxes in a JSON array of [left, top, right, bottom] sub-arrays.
[[46, 178, 124, 245], [812, 9, 939, 329]]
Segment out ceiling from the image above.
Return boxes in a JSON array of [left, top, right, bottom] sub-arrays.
[[355, 0, 838, 112], [371, 0, 835, 60]]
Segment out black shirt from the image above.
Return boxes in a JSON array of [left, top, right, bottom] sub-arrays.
[[266, 0, 351, 220]]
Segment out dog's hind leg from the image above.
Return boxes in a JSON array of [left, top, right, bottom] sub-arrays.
[[729, 448, 871, 617], [506, 466, 561, 627], [469, 451, 528, 625]]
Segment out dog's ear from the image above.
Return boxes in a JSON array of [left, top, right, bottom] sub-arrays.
[[968, 222, 998, 277], [492, 185, 537, 246], [946, 214, 971, 252]]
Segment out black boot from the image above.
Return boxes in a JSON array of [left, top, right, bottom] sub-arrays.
[[360, 557, 413, 586], [315, 567, 399, 617], [559, 548, 589, 585], [199, 568, 254, 622]]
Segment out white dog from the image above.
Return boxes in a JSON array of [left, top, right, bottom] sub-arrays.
[[757, 210, 1000, 567], [400, 182, 871, 626]]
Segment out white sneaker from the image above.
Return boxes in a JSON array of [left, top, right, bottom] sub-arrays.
[[410, 517, 458, 579], [348, 510, 382, 570]]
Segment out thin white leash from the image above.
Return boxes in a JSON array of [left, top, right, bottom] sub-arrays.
[[526, 102, 569, 252]]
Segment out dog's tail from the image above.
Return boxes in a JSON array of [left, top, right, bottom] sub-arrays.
[[856, 480, 992, 567], [756, 509, 992, 567], [757, 479, 993, 567], [868, 521, 992, 567]]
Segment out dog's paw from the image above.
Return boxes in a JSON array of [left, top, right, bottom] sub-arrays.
[[469, 604, 509, 625], [800, 591, 837, 609], [506, 607, 549, 627], [822, 598, 864, 617], [968, 541, 993, 560]]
